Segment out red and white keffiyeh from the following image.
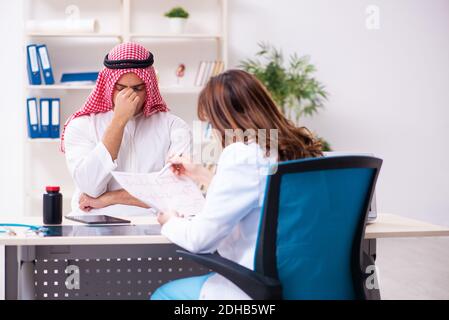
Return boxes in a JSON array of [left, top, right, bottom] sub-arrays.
[[60, 42, 168, 152]]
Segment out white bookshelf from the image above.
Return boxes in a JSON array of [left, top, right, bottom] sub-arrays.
[[26, 33, 123, 38], [27, 84, 95, 90], [23, 0, 228, 216], [27, 138, 60, 143], [129, 33, 222, 39]]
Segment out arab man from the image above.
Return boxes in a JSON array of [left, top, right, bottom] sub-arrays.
[[62, 42, 191, 215]]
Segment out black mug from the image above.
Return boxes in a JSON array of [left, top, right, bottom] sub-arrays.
[[43, 186, 62, 225]]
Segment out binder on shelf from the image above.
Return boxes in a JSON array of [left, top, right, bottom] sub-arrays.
[[26, 98, 40, 138], [50, 98, 60, 138], [60, 72, 99, 84], [37, 44, 55, 85], [39, 98, 51, 138], [26, 44, 41, 85]]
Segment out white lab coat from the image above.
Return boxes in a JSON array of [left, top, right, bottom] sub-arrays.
[[64, 110, 191, 215], [161, 142, 275, 299]]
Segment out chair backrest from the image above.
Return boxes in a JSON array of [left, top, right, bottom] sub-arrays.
[[254, 156, 382, 300]]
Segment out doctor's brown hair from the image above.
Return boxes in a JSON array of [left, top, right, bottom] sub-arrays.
[[197, 69, 322, 161]]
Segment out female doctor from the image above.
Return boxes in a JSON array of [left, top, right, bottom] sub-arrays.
[[62, 43, 191, 215], [152, 69, 323, 300]]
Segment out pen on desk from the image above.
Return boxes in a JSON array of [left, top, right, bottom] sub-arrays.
[[158, 152, 183, 177]]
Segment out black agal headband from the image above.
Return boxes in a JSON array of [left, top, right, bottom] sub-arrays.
[[103, 52, 154, 69]]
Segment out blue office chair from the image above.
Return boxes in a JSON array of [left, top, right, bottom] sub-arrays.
[[157, 155, 382, 300]]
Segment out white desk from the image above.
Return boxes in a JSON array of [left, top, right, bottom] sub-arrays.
[[0, 214, 449, 246], [0, 216, 167, 246], [1, 213, 448, 246], [0, 215, 204, 300], [366, 213, 449, 239], [1, 213, 448, 300]]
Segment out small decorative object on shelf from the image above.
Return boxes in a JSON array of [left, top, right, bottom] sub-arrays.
[[175, 63, 186, 85], [164, 6, 189, 34]]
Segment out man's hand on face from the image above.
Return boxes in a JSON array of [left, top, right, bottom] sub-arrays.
[[112, 87, 141, 125]]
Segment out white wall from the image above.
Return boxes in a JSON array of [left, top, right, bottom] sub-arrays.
[[0, 0, 448, 226], [0, 0, 24, 218], [228, 0, 449, 226]]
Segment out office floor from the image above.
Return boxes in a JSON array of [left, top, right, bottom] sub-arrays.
[[377, 237, 449, 300]]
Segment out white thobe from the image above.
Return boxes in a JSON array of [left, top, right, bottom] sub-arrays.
[[64, 110, 191, 215]]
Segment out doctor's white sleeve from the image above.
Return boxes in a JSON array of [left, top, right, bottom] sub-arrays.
[[161, 143, 261, 254], [64, 116, 117, 198]]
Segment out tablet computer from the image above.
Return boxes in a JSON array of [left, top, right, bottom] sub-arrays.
[[65, 215, 131, 225]]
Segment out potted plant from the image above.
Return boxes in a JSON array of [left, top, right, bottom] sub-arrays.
[[164, 6, 189, 34], [240, 42, 331, 150]]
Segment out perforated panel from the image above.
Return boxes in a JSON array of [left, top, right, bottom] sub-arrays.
[[31, 244, 209, 300]]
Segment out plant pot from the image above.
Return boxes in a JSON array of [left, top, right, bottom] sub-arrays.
[[168, 17, 187, 34]]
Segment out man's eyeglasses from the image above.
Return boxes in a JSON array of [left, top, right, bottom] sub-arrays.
[[114, 83, 146, 92]]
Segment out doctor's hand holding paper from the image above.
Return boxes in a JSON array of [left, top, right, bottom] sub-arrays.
[[156, 153, 213, 225], [168, 154, 214, 187]]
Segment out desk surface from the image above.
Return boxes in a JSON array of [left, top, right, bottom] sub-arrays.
[[0, 213, 448, 246], [365, 214, 449, 239]]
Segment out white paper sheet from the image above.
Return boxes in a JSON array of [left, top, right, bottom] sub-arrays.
[[112, 170, 205, 217]]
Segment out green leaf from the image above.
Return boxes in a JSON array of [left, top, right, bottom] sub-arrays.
[[239, 42, 328, 122], [164, 6, 189, 18]]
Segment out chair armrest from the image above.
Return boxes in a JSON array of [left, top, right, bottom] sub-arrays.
[[176, 250, 282, 300]]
